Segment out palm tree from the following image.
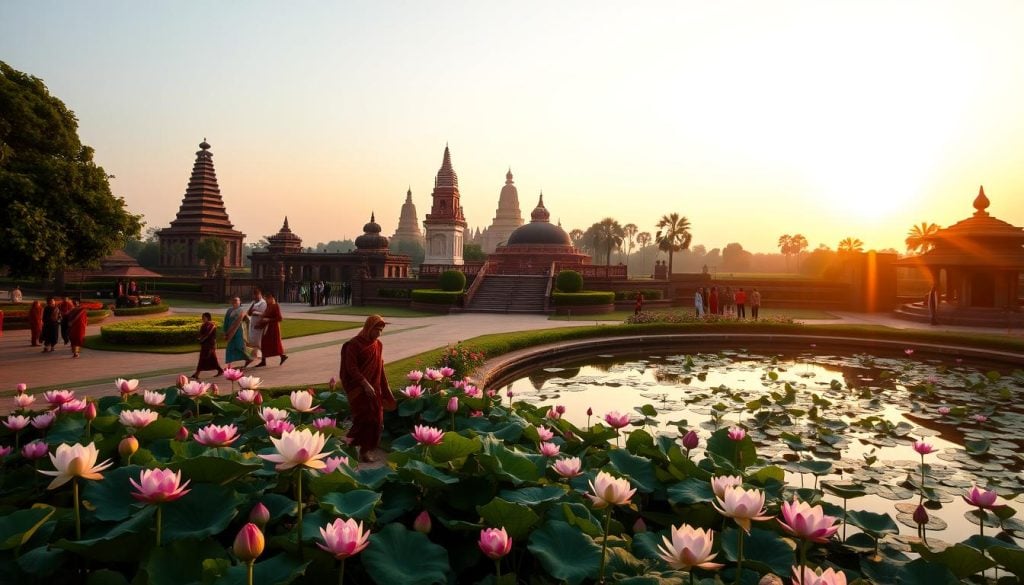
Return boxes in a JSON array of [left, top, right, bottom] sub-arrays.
[[595, 218, 625, 266], [778, 234, 794, 271], [905, 222, 940, 254], [837, 237, 864, 253], [569, 228, 585, 250], [622, 223, 638, 264], [655, 213, 693, 276], [636, 231, 652, 268]]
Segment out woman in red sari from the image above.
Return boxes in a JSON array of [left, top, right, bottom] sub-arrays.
[[192, 312, 224, 379], [339, 315, 396, 462], [28, 300, 43, 346], [256, 293, 288, 367], [65, 299, 88, 358]]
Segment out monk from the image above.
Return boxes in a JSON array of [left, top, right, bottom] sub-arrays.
[[339, 315, 396, 462], [256, 293, 288, 367], [28, 300, 43, 346], [58, 296, 74, 345], [65, 299, 88, 358], [192, 312, 224, 379]]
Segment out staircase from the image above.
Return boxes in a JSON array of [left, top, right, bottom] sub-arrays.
[[464, 275, 549, 313]]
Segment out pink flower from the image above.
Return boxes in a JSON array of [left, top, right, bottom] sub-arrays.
[[913, 440, 935, 455], [587, 471, 636, 508], [551, 456, 582, 478], [439, 366, 455, 378], [681, 430, 699, 450], [633, 518, 647, 533], [223, 368, 244, 382], [536, 426, 554, 442], [937, 406, 950, 415], [237, 376, 262, 390], [424, 368, 443, 381], [407, 370, 424, 383], [792, 566, 847, 585], [143, 390, 166, 406], [0, 446, 11, 457], [21, 440, 49, 460], [249, 503, 270, 528], [119, 436, 139, 458], [323, 455, 350, 474], [711, 475, 744, 499], [412, 425, 444, 446], [233, 523, 265, 562], [62, 398, 88, 413], [452, 379, 465, 390], [587, 407, 593, 416], [413, 510, 432, 534], [963, 485, 1000, 509], [4, 415, 30, 432], [194, 423, 240, 447], [913, 504, 929, 525], [328, 376, 338, 391], [31, 412, 56, 430], [16, 383, 27, 393], [176, 374, 189, 388], [175, 426, 190, 441], [115, 378, 139, 396], [313, 417, 337, 430], [447, 397, 459, 413], [260, 407, 290, 423], [43, 389, 75, 407], [237, 389, 261, 404], [130, 468, 191, 504], [478, 527, 512, 560], [289, 390, 315, 413], [973, 414, 988, 423], [265, 419, 295, 437], [545, 408, 561, 421], [180, 381, 209, 399], [402, 385, 424, 399], [904, 348, 915, 356], [119, 409, 159, 429], [38, 442, 113, 489], [506, 389, 514, 398], [258, 428, 331, 471], [777, 497, 840, 543], [317, 518, 371, 560], [539, 442, 561, 457], [727, 426, 746, 441], [657, 524, 723, 571], [13, 393, 35, 409], [470, 410, 484, 417], [85, 402, 97, 420], [604, 411, 630, 429], [486, 389, 497, 398], [464, 385, 481, 398], [713, 485, 771, 533]]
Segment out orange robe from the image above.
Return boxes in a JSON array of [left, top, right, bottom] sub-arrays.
[[66, 307, 88, 347], [28, 302, 43, 345], [260, 302, 285, 358], [340, 324, 396, 451]]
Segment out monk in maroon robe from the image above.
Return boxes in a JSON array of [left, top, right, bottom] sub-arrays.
[[65, 299, 88, 358], [192, 312, 223, 378], [28, 300, 43, 346], [339, 315, 396, 462], [256, 293, 288, 367]]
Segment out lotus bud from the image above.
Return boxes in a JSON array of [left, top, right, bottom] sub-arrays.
[[633, 517, 647, 533], [119, 436, 139, 459], [758, 575, 784, 585], [682, 430, 699, 450], [210, 383, 220, 396], [587, 407, 593, 416], [328, 377, 337, 391], [913, 504, 929, 525], [177, 374, 188, 388], [16, 383, 27, 394], [447, 397, 458, 413], [254, 393, 264, 406], [85, 402, 98, 421], [556, 404, 566, 415], [176, 426, 190, 441], [414, 510, 432, 534], [233, 523, 265, 562], [249, 502, 270, 528]]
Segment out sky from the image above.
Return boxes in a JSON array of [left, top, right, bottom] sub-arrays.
[[3, 1, 1024, 254]]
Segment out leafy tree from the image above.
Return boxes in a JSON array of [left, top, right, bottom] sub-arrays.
[[721, 242, 752, 272], [905, 222, 940, 254], [197, 237, 227, 276], [0, 61, 142, 280], [654, 213, 692, 276], [569, 228, 585, 250], [777, 233, 808, 271], [621, 223, 638, 264], [837, 237, 864, 253], [391, 239, 425, 266], [463, 243, 486, 262], [314, 239, 355, 253], [592, 217, 624, 265], [635, 231, 652, 268]]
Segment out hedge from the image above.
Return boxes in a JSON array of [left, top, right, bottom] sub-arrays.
[[378, 288, 411, 299], [113, 303, 170, 317], [101, 316, 209, 345], [551, 291, 615, 306], [411, 289, 463, 304], [555, 270, 583, 293], [615, 289, 663, 301], [438, 270, 466, 292]]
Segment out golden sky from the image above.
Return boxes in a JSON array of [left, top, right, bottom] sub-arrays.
[[2, 1, 1023, 254]]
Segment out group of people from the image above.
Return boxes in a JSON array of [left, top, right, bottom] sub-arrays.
[[302, 281, 352, 306], [191, 287, 289, 379], [27, 296, 89, 357], [694, 285, 762, 320], [114, 279, 141, 308]]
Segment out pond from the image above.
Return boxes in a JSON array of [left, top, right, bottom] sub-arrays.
[[502, 346, 1024, 546]]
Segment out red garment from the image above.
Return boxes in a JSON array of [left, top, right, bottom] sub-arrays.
[[709, 290, 719, 315], [66, 307, 88, 347], [28, 302, 43, 345], [735, 290, 747, 305], [196, 320, 221, 372], [260, 302, 285, 358], [340, 317, 396, 451]]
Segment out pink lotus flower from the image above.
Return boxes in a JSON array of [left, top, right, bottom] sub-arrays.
[[407, 370, 424, 383], [453, 379, 466, 390], [633, 518, 647, 533], [194, 423, 240, 447], [0, 446, 11, 457], [289, 390, 315, 413], [233, 523, 265, 562], [328, 376, 338, 391], [539, 442, 561, 457], [313, 417, 337, 430], [937, 406, 950, 415], [119, 436, 139, 458], [486, 389, 497, 398], [21, 440, 49, 460], [536, 426, 554, 442], [13, 393, 35, 409], [713, 485, 771, 533], [402, 385, 424, 399], [792, 565, 847, 585], [913, 504, 929, 525], [223, 368, 244, 382], [31, 412, 56, 430], [16, 383, 27, 393], [39, 442, 113, 489], [62, 398, 88, 413], [249, 502, 270, 528], [318, 518, 371, 560], [470, 410, 484, 417], [711, 475, 744, 499], [447, 397, 459, 413], [545, 408, 561, 421], [681, 430, 700, 450], [506, 389, 514, 398], [260, 407, 290, 423], [587, 407, 593, 416], [265, 419, 296, 437], [412, 425, 444, 446], [464, 385, 481, 398], [176, 374, 189, 388], [439, 366, 455, 378], [604, 411, 630, 429], [657, 523, 723, 571], [210, 383, 220, 396], [587, 471, 636, 508], [4, 415, 30, 432], [237, 389, 261, 404], [115, 378, 139, 396], [323, 455, 350, 473], [143, 390, 166, 406], [85, 402, 97, 420], [180, 381, 209, 398], [973, 414, 988, 423], [43, 389, 75, 407], [414, 510, 432, 533], [130, 468, 191, 504], [424, 368, 443, 381], [259, 428, 331, 471], [963, 485, 1000, 509], [727, 426, 746, 441], [119, 409, 159, 429], [175, 426, 190, 441], [237, 376, 262, 390], [478, 527, 513, 560], [777, 497, 840, 543], [551, 456, 582, 478], [913, 440, 935, 455], [904, 348, 915, 356]]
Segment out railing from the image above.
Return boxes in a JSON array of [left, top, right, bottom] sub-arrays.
[[462, 261, 491, 308], [555, 263, 628, 279], [543, 262, 556, 313], [418, 262, 485, 277]]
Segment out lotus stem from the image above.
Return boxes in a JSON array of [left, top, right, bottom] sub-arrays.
[[156, 505, 163, 547], [246, 560, 254, 585], [690, 569, 695, 585], [495, 559, 502, 580], [598, 508, 612, 584], [842, 498, 848, 542], [339, 558, 346, 585], [734, 525, 745, 585], [798, 539, 808, 581], [73, 477, 81, 540], [296, 469, 304, 558], [15, 430, 20, 450], [979, 509, 986, 538]]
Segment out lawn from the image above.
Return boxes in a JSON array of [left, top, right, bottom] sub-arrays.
[[159, 296, 230, 309], [549, 306, 838, 321], [83, 318, 361, 353], [311, 304, 437, 318]]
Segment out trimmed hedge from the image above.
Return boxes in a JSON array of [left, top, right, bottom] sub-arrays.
[[555, 270, 583, 293], [438, 270, 466, 292], [615, 289, 663, 301], [113, 303, 170, 317], [378, 288, 411, 299], [101, 315, 209, 345], [411, 289, 463, 305], [551, 291, 615, 306]]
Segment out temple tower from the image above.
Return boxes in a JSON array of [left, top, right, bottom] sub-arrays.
[[422, 145, 467, 265], [157, 140, 245, 273], [481, 168, 525, 253], [391, 187, 424, 246]]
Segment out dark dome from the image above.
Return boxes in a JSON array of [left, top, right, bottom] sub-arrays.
[[355, 213, 390, 250], [506, 221, 571, 246]]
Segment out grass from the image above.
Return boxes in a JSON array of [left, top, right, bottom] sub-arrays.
[[159, 296, 228, 309], [549, 307, 838, 322], [83, 318, 361, 353], [311, 305, 437, 318]]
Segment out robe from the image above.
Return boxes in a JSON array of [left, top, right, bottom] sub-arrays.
[[223, 306, 249, 364], [41, 305, 60, 346], [196, 320, 222, 371], [28, 302, 43, 346], [58, 299, 74, 343], [260, 302, 285, 358], [247, 298, 267, 352], [66, 307, 88, 348], [709, 289, 719, 315], [340, 322, 396, 451]]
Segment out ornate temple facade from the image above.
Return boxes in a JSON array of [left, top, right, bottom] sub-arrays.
[[422, 146, 467, 265], [478, 169, 525, 253], [157, 140, 246, 274], [391, 188, 424, 247]]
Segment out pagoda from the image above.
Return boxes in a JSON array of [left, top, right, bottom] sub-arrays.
[[391, 188, 424, 246], [480, 168, 525, 253], [422, 145, 467, 266], [266, 217, 303, 255], [157, 140, 245, 274]]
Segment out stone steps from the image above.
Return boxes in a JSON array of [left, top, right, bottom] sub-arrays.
[[466, 275, 549, 313]]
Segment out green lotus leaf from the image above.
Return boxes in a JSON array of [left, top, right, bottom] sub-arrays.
[[846, 509, 899, 536], [135, 418, 182, 441], [964, 438, 990, 456], [667, 478, 714, 506], [165, 456, 261, 485], [706, 428, 757, 470], [83, 464, 145, 522], [362, 523, 450, 585], [53, 507, 155, 562], [719, 527, 795, 576], [527, 520, 602, 585], [399, 459, 459, 488], [821, 481, 867, 499], [17, 542, 68, 576], [911, 542, 995, 579], [319, 489, 381, 521], [145, 537, 227, 585], [860, 557, 957, 585], [161, 483, 239, 542], [430, 431, 482, 464], [211, 553, 310, 585], [498, 485, 568, 506], [477, 498, 540, 539], [989, 546, 1024, 579], [0, 505, 54, 551], [556, 502, 604, 538], [478, 441, 543, 485], [608, 449, 658, 494]]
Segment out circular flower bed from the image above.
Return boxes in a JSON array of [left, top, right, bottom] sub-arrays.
[[100, 315, 208, 345]]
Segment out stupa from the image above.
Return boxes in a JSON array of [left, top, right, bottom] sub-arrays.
[[479, 169, 525, 253], [392, 188, 424, 247], [422, 146, 467, 266]]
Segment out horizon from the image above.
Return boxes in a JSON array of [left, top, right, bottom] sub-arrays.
[[2, 2, 1023, 256]]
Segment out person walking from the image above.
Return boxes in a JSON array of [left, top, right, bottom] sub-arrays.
[[58, 296, 74, 345], [41, 297, 61, 352], [256, 292, 288, 367], [926, 285, 939, 325], [339, 315, 396, 463], [633, 291, 644, 316], [192, 312, 224, 379], [223, 296, 252, 368], [751, 288, 762, 320], [735, 287, 747, 319], [694, 288, 705, 318], [246, 288, 267, 363], [709, 286, 719, 316], [28, 300, 43, 346], [65, 298, 88, 358]]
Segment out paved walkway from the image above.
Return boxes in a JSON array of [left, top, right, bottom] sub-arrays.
[[2, 304, 1020, 411]]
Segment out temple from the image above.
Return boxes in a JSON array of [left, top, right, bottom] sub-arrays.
[[422, 146, 467, 266], [478, 169, 525, 253], [391, 187, 424, 247], [157, 140, 245, 274]]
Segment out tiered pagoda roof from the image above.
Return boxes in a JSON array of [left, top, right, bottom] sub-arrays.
[[267, 217, 303, 254], [424, 145, 467, 225], [162, 140, 245, 238]]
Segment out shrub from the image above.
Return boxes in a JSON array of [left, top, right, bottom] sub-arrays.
[[437, 270, 466, 292], [411, 289, 463, 305], [101, 315, 210, 345], [112, 303, 170, 317], [551, 291, 615, 306], [378, 288, 411, 299], [437, 342, 486, 379], [615, 289, 663, 301], [555, 270, 583, 293]]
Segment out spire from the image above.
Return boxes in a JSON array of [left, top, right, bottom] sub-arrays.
[[530, 192, 550, 223], [434, 144, 459, 189], [282, 216, 291, 232], [371, 211, 376, 223], [166, 140, 239, 231], [506, 167, 513, 183], [973, 185, 990, 216], [406, 187, 412, 202]]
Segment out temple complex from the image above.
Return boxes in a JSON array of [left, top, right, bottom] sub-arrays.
[[478, 169, 525, 253], [487, 193, 591, 274], [391, 188, 424, 247], [422, 146, 467, 266], [157, 140, 245, 274]]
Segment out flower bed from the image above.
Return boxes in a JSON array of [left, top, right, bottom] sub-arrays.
[[101, 315, 206, 345]]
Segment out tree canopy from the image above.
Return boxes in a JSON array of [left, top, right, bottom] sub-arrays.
[[0, 61, 142, 279], [654, 212, 692, 276]]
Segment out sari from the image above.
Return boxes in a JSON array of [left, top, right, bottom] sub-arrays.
[[223, 306, 249, 364]]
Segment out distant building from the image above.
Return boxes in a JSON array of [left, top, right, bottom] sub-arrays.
[[478, 169, 525, 253], [488, 193, 591, 274], [157, 140, 245, 274], [391, 187, 424, 247], [422, 146, 467, 266]]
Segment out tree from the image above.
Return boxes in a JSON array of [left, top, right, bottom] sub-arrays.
[[721, 242, 752, 272], [391, 239, 425, 266], [569, 228, 585, 250], [593, 217, 624, 265], [197, 238, 227, 276], [463, 243, 486, 261], [635, 231, 652, 268], [837, 237, 864, 253], [622, 223, 638, 264], [654, 213, 692, 276], [905, 222, 940, 254], [777, 233, 808, 271], [0, 61, 142, 279]]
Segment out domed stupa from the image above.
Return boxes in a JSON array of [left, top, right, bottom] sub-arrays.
[[392, 188, 424, 247], [355, 212, 390, 252], [489, 193, 590, 274], [480, 168, 525, 253]]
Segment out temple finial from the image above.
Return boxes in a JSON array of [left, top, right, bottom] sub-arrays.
[[973, 185, 990, 216]]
